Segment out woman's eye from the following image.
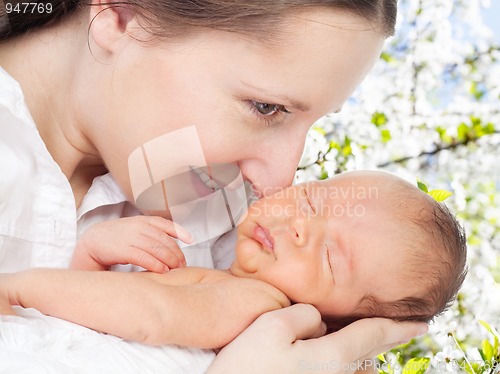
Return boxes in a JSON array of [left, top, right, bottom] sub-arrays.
[[248, 100, 291, 127], [253, 101, 286, 116]]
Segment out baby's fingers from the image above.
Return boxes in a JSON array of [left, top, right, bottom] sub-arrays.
[[134, 234, 186, 270], [127, 247, 173, 273], [150, 237, 186, 268], [146, 217, 193, 245]]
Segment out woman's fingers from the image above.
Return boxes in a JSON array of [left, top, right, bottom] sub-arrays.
[[290, 317, 429, 372], [325, 318, 428, 361], [210, 305, 428, 374], [255, 303, 325, 343], [209, 305, 326, 374]]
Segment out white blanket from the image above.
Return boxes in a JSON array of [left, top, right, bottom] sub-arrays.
[[0, 307, 215, 374]]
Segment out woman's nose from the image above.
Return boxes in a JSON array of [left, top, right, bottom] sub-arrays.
[[244, 136, 307, 197]]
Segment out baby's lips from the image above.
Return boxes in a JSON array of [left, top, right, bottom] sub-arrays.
[[253, 225, 274, 250]]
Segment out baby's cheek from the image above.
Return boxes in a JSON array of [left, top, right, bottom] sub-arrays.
[[233, 238, 267, 275]]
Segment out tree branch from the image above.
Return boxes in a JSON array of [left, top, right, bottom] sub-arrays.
[[377, 130, 500, 168]]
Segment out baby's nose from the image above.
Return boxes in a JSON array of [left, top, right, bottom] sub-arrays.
[[273, 219, 307, 247], [291, 217, 307, 247]]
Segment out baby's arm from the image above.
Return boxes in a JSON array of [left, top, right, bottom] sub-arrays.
[[4, 268, 289, 349], [72, 216, 192, 272]]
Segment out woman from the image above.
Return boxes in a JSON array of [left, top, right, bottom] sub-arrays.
[[0, 1, 427, 372]]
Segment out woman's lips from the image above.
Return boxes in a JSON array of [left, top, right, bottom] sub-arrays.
[[189, 166, 219, 197], [253, 225, 274, 251]]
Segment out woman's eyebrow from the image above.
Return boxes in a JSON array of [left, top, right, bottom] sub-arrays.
[[239, 80, 311, 112]]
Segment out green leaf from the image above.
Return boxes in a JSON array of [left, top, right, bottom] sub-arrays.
[[329, 140, 340, 150], [377, 354, 386, 363], [341, 137, 352, 157], [481, 339, 494, 361], [417, 180, 428, 193], [312, 126, 326, 135], [479, 320, 494, 335], [470, 81, 486, 100], [381, 129, 392, 143], [436, 126, 452, 143], [341, 145, 352, 156], [463, 361, 481, 374], [482, 122, 496, 136], [380, 51, 395, 63], [457, 123, 470, 142], [428, 189, 453, 202], [371, 112, 388, 127], [470, 116, 482, 127], [479, 320, 499, 349], [402, 357, 430, 374]]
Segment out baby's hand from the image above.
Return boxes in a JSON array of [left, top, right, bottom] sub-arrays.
[[71, 216, 193, 272]]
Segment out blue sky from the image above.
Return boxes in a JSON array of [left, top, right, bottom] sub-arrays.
[[482, 1, 500, 42]]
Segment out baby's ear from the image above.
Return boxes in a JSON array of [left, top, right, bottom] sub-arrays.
[[88, 1, 140, 56]]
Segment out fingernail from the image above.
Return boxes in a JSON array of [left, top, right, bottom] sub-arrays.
[[181, 231, 194, 244], [172, 222, 194, 243], [320, 321, 327, 332]]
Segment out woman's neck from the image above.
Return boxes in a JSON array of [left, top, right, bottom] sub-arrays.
[[0, 11, 107, 207]]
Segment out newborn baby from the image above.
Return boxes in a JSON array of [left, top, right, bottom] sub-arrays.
[[1, 170, 467, 348]]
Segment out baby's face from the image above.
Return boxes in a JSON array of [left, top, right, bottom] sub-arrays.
[[231, 171, 426, 318]]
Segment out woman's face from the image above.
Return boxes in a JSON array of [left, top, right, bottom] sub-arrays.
[[85, 9, 385, 200]]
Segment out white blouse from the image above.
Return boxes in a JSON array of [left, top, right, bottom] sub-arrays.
[[0, 67, 235, 273], [0, 67, 135, 272]]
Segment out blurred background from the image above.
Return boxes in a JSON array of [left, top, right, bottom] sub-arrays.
[[296, 0, 500, 372]]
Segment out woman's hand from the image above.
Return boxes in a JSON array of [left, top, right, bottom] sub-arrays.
[[209, 303, 428, 374], [71, 216, 193, 272], [0, 274, 17, 316]]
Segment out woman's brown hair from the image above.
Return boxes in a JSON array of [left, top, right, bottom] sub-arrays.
[[1, 0, 397, 42]]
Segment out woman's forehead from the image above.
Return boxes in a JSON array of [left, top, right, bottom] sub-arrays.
[[203, 9, 385, 114]]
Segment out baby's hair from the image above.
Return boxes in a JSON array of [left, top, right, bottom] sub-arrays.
[[325, 176, 468, 331], [394, 180, 468, 320], [1, 0, 397, 42]]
